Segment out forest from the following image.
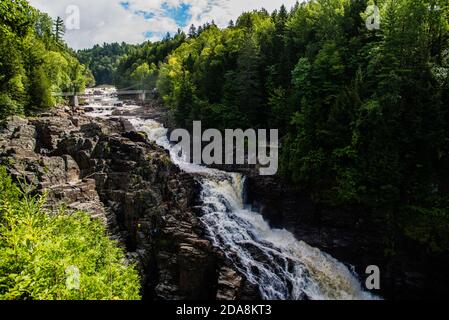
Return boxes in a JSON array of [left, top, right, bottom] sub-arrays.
[[111, 0, 449, 254], [0, 0, 94, 119], [76, 34, 187, 88], [77, 42, 134, 85], [1, 0, 449, 300]]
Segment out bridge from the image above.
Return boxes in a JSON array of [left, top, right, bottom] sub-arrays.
[[52, 85, 156, 107]]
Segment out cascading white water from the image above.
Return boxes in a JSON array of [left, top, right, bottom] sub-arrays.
[[85, 101, 378, 300], [127, 118, 378, 301]]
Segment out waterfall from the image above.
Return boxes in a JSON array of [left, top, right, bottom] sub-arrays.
[[128, 118, 378, 301], [84, 102, 378, 300]]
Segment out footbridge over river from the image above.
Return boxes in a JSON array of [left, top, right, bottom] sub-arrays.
[[52, 85, 156, 107]]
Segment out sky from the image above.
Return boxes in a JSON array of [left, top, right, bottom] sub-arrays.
[[28, 0, 299, 50]]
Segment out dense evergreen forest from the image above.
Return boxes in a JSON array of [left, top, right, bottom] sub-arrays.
[[0, 0, 94, 119], [76, 35, 187, 88], [110, 0, 449, 254], [114, 35, 187, 90], [77, 43, 134, 85]]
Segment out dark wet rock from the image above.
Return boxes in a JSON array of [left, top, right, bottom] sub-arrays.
[[0, 107, 246, 301], [240, 172, 449, 300], [216, 267, 243, 300]]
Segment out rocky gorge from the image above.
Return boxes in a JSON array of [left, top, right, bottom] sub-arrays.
[[4, 101, 444, 300], [0, 106, 248, 300], [208, 154, 449, 300], [147, 101, 449, 300]]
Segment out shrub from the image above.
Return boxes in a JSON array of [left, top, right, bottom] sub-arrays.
[[0, 93, 24, 120], [0, 167, 141, 300]]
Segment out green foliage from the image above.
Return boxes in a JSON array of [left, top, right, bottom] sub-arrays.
[[0, 167, 141, 300], [145, 0, 448, 207], [0, 0, 34, 37], [114, 33, 187, 90], [53, 16, 65, 43], [400, 205, 449, 252], [113, 0, 449, 253], [27, 66, 54, 110], [45, 0, 448, 256], [0, 1, 93, 119], [77, 42, 134, 85], [0, 93, 23, 119]]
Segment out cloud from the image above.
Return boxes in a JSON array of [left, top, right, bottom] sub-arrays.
[[186, 0, 299, 27], [29, 0, 299, 50], [29, 0, 153, 49]]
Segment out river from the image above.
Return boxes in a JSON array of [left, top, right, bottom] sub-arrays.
[[84, 96, 378, 300]]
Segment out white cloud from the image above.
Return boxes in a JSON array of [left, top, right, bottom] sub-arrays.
[[126, 0, 299, 28], [199, 0, 299, 26], [29, 0, 299, 50], [29, 0, 173, 49]]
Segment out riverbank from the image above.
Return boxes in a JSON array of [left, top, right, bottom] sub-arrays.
[[0, 106, 250, 300], [210, 153, 449, 300], [0, 102, 379, 300], [206, 150, 449, 300], [133, 101, 449, 300], [119, 102, 386, 299], [3, 103, 446, 300]]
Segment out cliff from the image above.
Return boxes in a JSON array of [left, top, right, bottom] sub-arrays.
[[0, 107, 245, 300]]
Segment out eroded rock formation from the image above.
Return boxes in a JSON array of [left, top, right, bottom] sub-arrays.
[[0, 107, 244, 300]]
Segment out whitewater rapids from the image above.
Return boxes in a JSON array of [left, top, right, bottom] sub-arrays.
[[127, 118, 378, 300]]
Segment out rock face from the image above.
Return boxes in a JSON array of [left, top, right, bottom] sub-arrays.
[[208, 159, 449, 299], [0, 108, 243, 300], [245, 174, 449, 300]]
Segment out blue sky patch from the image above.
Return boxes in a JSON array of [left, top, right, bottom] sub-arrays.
[[161, 2, 192, 27], [120, 1, 192, 27], [119, 1, 129, 10], [135, 10, 156, 20]]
